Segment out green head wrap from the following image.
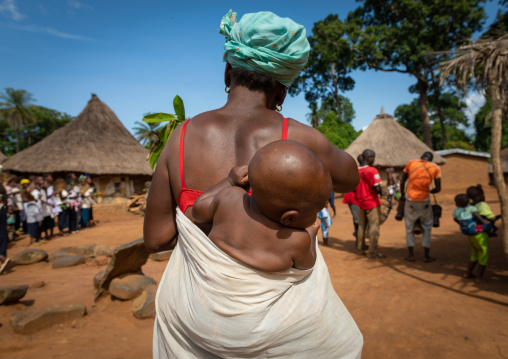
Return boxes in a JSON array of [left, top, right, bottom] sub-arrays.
[[219, 10, 310, 88]]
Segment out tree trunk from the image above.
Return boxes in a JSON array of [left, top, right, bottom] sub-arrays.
[[434, 86, 447, 149], [489, 77, 508, 261], [417, 78, 432, 148], [330, 63, 342, 121]]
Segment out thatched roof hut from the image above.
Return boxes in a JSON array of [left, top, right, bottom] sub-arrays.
[[345, 108, 446, 169], [2, 94, 152, 175], [2, 94, 152, 199], [0, 151, 7, 163]]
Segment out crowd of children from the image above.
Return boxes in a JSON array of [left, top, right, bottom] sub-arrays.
[[4, 173, 97, 246]]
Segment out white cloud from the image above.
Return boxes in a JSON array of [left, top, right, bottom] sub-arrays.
[[0, 0, 25, 21], [67, 0, 93, 10], [2, 23, 95, 41]]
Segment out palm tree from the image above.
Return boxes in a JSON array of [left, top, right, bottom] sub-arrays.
[[133, 121, 161, 148], [440, 33, 508, 259], [0, 88, 36, 153]]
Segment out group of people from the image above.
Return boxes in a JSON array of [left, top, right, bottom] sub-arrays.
[[342, 150, 442, 262], [0, 173, 97, 273]]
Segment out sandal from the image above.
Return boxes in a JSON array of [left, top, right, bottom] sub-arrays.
[[423, 256, 436, 263], [405, 256, 416, 262]]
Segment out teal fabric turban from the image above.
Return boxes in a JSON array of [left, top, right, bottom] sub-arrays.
[[219, 10, 310, 88]]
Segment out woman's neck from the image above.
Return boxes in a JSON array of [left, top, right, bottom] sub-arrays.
[[225, 86, 271, 110]]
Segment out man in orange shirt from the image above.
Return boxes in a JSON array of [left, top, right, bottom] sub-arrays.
[[400, 152, 441, 262]]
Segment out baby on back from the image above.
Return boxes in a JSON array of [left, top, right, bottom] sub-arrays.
[[192, 140, 332, 272]]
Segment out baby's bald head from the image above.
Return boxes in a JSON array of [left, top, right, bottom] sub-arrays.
[[249, 140, 332, 228]]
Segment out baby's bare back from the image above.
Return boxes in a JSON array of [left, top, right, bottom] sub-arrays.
[[208, 187, 313, 272]]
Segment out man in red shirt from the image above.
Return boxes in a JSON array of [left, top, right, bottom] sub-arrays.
[[355, 149, 385, 259]]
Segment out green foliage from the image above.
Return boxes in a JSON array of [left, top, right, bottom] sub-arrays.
[[307, 95, 356, 127], [290, 14, 358, 122], [394, 93, 473, 150], [317, 111, 359, 150], [349, 0, 486, 146], [133, 121, 162, 149], [142, 95, 186, 168], [473, 100, 508, 151], [0, 102, 72, 156]]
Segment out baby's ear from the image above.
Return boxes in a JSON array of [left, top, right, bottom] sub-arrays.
[[280, 210, 299, 226]]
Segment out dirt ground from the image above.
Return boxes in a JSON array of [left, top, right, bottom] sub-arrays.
[[0, 185, 507, 359]]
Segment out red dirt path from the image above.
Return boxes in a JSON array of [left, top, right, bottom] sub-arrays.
[[0, 186, 507, 359]]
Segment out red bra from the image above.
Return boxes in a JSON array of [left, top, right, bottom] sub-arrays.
[[178, 117, 288, 213]]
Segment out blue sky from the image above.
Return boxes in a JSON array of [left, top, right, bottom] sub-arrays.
[[0, 0, 504, 136]]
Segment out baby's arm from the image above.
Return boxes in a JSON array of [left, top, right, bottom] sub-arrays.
[[291, 222, 318, 270], [192, 166, 248, 224], [473, 212, 489, 225]]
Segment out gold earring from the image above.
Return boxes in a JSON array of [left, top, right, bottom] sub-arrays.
[[225, 86, 230, 94], [275, 104, 282, 112]]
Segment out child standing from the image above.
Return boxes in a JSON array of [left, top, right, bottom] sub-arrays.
[[6, 206, 16, 242], [318, 207, 332, 246], [452, 193, 490, 282]]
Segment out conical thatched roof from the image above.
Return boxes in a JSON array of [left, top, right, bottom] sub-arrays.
[[2, 94, 153, 175], [345, 108, 446, 167], [0, 151, 7, 163]]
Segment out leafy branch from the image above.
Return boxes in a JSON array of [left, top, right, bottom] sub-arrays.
[[142, 95, 186, 168]]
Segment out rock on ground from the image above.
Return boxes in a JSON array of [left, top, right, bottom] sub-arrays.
[[49, 251, 71, 262], [132, 284, 157, 319], [94, 270, 105, 290], [93, 244, 113, 257], [149, 250, 173, 262], [13, 249, 48, 265], [109, 274, 156, 300], [10, 304, 86, 334], [52, 255, 86, 269], [0, 285, 28, 305], [29, 280, 45, 289], [95, 238, 149, 300], [60, 244, 96, 256]]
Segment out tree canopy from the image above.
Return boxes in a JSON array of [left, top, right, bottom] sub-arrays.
[[349, 0, 486, 147]]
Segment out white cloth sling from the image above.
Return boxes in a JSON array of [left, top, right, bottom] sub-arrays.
[[154, 208, 363, 358]]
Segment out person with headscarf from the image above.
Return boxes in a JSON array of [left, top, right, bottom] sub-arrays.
[[145, 10, 362, 358]]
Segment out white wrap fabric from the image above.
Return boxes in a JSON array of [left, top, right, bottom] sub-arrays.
[[154, 208, 363, 358]]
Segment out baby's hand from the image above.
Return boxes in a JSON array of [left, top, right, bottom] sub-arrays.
[[228, 166, 249, 187], [306, 220, 320, 238]]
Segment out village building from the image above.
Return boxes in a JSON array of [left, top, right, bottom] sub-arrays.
[[1, 94, 153, 202], [488, 146, 508, 185], [435, 148, 490, 190], [345, 108, 446, 183]]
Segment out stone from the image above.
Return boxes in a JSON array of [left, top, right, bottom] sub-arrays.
[[94, 270, 105, 290], [149, 250, 173, 262], [95, 238, 150, 301], [29, 280, 45, 289], [52, 255, 86, 269], [10, 304, 86, 334], [59, 246, 80, 254], [109, 274, 157, 300], [76, 243, 97, 256], [0, 285, 28, 305], [93, 244, 113, 258], [13, 249, 48, 265], [132, 284, 157, 319], [94, 256, 109, 266], [49, 251, 70, 262]]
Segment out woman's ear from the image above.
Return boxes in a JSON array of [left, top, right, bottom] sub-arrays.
[[224, 62, 232, 88], [280, 210, 299, 226]]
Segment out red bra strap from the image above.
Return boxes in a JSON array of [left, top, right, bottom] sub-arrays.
[[180, 120, 191, 189], [282, 117, 288, 140]]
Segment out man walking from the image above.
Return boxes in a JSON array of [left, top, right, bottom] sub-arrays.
[[355, 149, 385, 259], [400, 151, 441, 262]]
